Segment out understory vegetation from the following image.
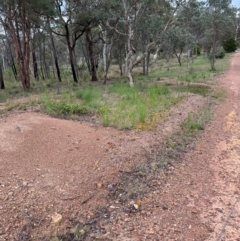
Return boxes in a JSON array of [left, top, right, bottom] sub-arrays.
[[0, 54, 229, 129]]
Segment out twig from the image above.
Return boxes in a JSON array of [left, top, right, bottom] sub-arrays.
[[60, 195, 81, 201], [216, 194, 240, 241], [60, 192, 95, 204], [80, 193, 95, 205]]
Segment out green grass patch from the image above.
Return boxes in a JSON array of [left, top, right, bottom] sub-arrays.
[[75, 85, 101, 108], [99, 83, 182, 129], [76, 86, 99, 102], [1, 53, 230, 130], [182, 103, 213, 135], [145, 54, 230, 84], [40, 93, 89, 117], [0, 92, 6, 103]]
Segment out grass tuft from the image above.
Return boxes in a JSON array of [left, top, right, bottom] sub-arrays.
[[40, 93, 89, 116]]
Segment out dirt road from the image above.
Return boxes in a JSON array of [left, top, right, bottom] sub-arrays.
[[164, 51, 240, 241], [0, 52, 240, 241], [195, 51, 240, 240]]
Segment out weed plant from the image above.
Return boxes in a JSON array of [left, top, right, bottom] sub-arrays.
[[97, 83, 183, 129], [40, 92, 89, 116]]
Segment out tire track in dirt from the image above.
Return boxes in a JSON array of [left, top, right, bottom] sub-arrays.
[[200, 52, 240, 241], [0, 95, 207, 240], [102, 51, 240, 241]]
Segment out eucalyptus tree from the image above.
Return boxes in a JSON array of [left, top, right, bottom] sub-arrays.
[[98, 1, 120, 83], [0, 31, 18, 81], [107, 0, 184, 87], [4, 0, 32, 88], [234, 8, 240, 44], [136, 1, 169, 75], [74, 1, 99, 82], [47, 17, 62, 82], [51, 0, 90, 83], [100, 26, 117, 83], [164, 27, 185, 66], [53, 0, 109, 82], [0, 0, 54, 89], [176, 0, 204, 68], [201, 0, 235, 70]]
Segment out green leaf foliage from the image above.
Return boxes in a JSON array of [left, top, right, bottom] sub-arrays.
[[223, 38, 237, 53]]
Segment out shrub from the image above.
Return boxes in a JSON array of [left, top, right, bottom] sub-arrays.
[[215, 47, 225, 59], [193, 45, 201, 56], [223, 38, 237, 53]]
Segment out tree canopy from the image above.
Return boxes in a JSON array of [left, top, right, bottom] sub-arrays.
[[0, 0, 238, 89]]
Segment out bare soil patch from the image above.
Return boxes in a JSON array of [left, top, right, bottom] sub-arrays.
[[0, 93, 207, 241]]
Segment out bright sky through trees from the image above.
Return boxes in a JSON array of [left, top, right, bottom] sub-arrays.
[[232, 0, 240, 7]]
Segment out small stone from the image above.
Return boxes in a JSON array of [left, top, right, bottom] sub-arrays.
[[146, 229, 155, 234], [133, 204, 139, 210], [52, 213, 62, 225], [162, 204, 168, 210], [207, 226, 214, 232], [191, 208, 198, 214], [79, 229, 85, 235], [129, 200, 135, 206], [15, 126, 21, 132]]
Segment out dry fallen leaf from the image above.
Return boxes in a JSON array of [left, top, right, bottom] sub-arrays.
[[88, 210, 94, 216], [135, 200, 142, 207]]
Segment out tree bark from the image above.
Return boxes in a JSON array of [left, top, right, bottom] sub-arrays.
[[48, 19, 61, 82], [32, 50, 39, 80], [85, 29, 98, 82], [65, 23, 78, 83], [68, 45, 78, 82], [8, 3, 31, 89], [0, 61, 5, 89], [39, 42, 45, 80], [43, 38, 49, 79], [102, 28, 108, 83], [6, 39, 18, 81], [142, 56, 146, 76], [32, 29, 38, 80], [173, 48, 182, 66], [146, 51, 150, 75]]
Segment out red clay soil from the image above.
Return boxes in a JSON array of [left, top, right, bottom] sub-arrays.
[[0, 52, 240, 241]]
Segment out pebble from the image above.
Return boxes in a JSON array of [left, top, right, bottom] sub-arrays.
[[162, 204, 168, 210]]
